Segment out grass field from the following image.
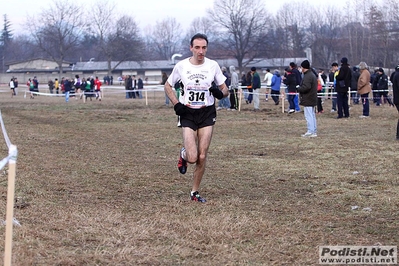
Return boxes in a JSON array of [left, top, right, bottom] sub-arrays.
[[0, 88, 398, 265]]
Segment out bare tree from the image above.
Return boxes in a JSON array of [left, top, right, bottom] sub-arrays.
[[184, 17, 221, 58], [207, 0, 269, 71], [145, 17, 184, 60], [307, 5, 342, 67], [91, 1, 145, 75], [26, 0, 86, 77], [0, 14, 13, 72], [273, 1, 308, 59]]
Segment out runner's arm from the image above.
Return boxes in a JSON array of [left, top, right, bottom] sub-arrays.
[[164, 81, 179, 105], [218, 83, 229, 98]]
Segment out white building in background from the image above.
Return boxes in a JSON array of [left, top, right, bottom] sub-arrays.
[[2, 57, 307, 84]]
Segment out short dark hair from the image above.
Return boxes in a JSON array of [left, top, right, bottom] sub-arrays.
[[331, 62, 338, 67], [190, 33, 208, 46], [289, 62, 297, 68]]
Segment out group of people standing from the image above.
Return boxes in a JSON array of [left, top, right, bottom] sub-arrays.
[[26, 76, 40, 99], [124, 75, 143, 99], [45, 75, 102, 102], [9, 77, 18, 98], [216, 66, 240, 111]]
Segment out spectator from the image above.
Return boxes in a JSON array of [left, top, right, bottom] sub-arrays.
[[94, 76, 102, 101], [376, 68, 394, 107], [161, 72, 169, 106], [283, 68, 297, 114], [229, 65, 239, 110], [251, 67, 261, 111], [217, 67, 231, 110], [33, 76, 39, 92], [137, 75, 143, 99], [54, 78, 59, 94], [351, 66, 360, 104], [48, 79, 54, 94], [64, 77, 72, 102], [241, 72, 249, 103], [27, 78, 34, 99], [357, 62, 371, 118], [61, 77, 65, 93], [9, 78, 15, 98], [125, 75, 132, 99], [246, 71, 253, 104], [335, 57, 352, 118], [263, 68, 273, 101], [391, 64, 399, 139], [74, 74, 81, 99], [329, 62, 339, 112], [270, 70, 282, 105], [297, 60, 318, 137], [370, 68, 379, 105], [13, 78, 19, 96], [316, 69, 325, 113], [289, 62, 302, 112]]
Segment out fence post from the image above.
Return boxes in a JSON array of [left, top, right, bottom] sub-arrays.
[[4, 145, 17, 266]]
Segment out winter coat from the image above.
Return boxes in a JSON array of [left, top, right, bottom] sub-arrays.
[[392, 70, 399, 105], [270, 72, 281, 92], [297, 69, 318, 107], [229, 66, 239, 89], [252, 72, 261, 89], [377, 74, 388, 91], [283, 72, 297, 93], [357, 69, 371, 95], [335, 64, 352, 93], [351, 70, 360, 92]]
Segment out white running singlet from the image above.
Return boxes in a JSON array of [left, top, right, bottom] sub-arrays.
[[167, 57, 226, 109]]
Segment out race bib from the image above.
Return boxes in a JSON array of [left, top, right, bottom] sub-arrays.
[[183, 87, 210, 108]]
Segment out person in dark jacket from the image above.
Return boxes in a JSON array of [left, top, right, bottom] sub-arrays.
[[64, 77, 72, 103], [270, 70, 282, 105], [329, 62, 339, 110], [297, 60, 318, 137], [351, 66, 360, 104], [125, 75, 132, 99], [392, 64, 399, 139], [283, 68, 297, 114], [289, 62, 302, 112], [335, 57, 352, 118], [251, 67, 261, 111], [376, 68, 394, 106], [370, 68, 379, 104]]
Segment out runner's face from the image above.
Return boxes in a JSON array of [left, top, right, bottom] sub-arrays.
[[190, 38, 207, 63]]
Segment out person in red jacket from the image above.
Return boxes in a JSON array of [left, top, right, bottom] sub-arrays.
[[94, 76, 102, 101]]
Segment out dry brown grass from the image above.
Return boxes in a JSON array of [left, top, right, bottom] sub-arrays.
[[0, 88, 398, 265]]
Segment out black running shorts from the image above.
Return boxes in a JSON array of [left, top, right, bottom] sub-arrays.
[[180, 104, 216, 131]]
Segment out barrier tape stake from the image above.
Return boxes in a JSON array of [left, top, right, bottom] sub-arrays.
[[4, 145, 17, 266], [281, 92, 285, 113], [238, 88, 242, 112]]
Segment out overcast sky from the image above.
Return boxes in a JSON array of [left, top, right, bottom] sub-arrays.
[[2, 0, 369, 35]]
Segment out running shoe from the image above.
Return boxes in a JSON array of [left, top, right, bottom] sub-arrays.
[[177, 147, 187, 174], [190, 191, 206, 203]]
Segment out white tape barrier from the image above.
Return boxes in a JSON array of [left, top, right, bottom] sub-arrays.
[[0, 110, 11, 149], [0, 111, 17, 170]]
